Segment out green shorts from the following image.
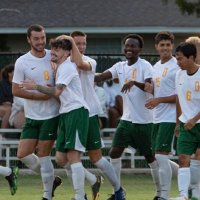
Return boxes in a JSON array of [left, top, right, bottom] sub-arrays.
[[56, 107, 89, 153], [112, 120, 153, 156], [20, 116, 59, 140], [151, 123, 176, 153], [86, 115, 102, 151], [177, 122, 200, 155]]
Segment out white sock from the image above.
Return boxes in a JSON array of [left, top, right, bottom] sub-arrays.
[[0, 166, 11, 176], [64, 163, 96, 186], [190, 160, 200, 199], [84, 168, 97, 186], [20, 153, 40, 173], [155, 154, 172, 199], [149, 160, 161, 197], [39, 156, 54, 200], [110, 158, 121, 186], [169, 160, 179, 177], [95, 157, 120, 192], [71, 162, 85, 200], [178, 167, 190, 198]]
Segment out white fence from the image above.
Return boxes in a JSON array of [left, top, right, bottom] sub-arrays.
[[0, 128, 178, 170]]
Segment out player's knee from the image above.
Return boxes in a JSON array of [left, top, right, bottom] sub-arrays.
[[109, 148, 123, 159], [55, 155, 67, 167]]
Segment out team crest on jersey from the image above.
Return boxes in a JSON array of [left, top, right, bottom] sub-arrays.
[[43, 70, 50, 81], [132, 68, 137, 79], [162, 68, 168, 77], [195, 81, 200, 91]]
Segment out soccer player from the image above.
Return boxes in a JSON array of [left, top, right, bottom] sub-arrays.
[[57, 32, 126, 200], [0, 165, 18, 195], [170, 42, 200, 200], [184, 36, 200, 200], [145, 32, 179, 200], [12, 24, 61, 200], [95, 34, 159, 200], [22, 37, 89, 200]]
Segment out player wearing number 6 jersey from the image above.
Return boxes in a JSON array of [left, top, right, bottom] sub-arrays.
[[170, 42, 200, 200]]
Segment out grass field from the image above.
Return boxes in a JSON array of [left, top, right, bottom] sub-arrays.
[[0, 173, 179, 200]]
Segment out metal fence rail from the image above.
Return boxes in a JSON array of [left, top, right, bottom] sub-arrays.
[[0, 128, 178, 171]]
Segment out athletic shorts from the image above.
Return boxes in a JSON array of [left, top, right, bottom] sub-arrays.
[[86, 115, 102, 151], [20, 116, 59, 140], [112, 120, 153, 156], [56, 107, 89, 153], [177, 122, 200, 155], [151, 123, 176, 153]]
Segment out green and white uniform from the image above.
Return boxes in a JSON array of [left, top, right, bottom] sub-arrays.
[[151, 57, 179, 152], [79, 55, 104, 150], [176, 68, 200, 155], [55, 59, 89, 153], [13, 50, 60, 140], [108, 58, 153, 155]]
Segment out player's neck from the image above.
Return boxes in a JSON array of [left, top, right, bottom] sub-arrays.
[[160, 55, 172, 64], [187, 64, 199, 75], [127, 57, 139, 66], [30, 49, 46, 58]]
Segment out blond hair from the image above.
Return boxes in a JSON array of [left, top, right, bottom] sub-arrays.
[[185, 36, 200, 50]]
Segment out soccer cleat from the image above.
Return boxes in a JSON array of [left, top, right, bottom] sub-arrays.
[[169, 197, 188, 200], [52, 176, 62, 197], [107, 194, 115, 200], [114, 187, 126, 200], [91, 175, 102, 200], [41, 198, 48, 200], [153, 197, 160, 200], [5, 166, 19, 195]]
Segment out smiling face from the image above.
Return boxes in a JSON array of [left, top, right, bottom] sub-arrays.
[[155, 40, 173, 61], [123, 38, 141, 60], [27, 30, 46, 53], [73, 35, 87, 54], [50, 47, 70, 65]]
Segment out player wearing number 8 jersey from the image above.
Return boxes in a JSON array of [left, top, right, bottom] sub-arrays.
[[12, 24, 60, 200]]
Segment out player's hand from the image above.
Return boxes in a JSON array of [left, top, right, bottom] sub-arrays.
[[184, 118, 196, 130], [21, 80, 37, 90], [145, 98, 159, 109], [121, 80, 134, 93]]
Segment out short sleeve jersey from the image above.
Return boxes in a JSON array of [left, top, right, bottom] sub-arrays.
[[152, 57, 179, 123], [13, 50, 59, 120], [175, 68, 200, 123], [78, 55, 103, 117], [56, 59, 89, 114], [108, 57, 153, 124]]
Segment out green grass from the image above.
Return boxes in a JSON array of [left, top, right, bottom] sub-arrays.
[[0, 173, 179, 200]]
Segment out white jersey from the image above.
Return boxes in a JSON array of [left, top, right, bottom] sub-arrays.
[[13, 50, 59, 120], [78, 55, 103, 117], [56, 59, 89, 114], [152, 57, 179, 123], [109, 57, 153, 124], [176, 68, 200, 123]]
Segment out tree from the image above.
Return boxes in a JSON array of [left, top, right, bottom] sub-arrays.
[[164, 0, 200, 17]]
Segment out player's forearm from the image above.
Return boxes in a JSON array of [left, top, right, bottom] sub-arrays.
[[192, 112, 200, 123], [133, 81, 145, 91], [36, 85, 56, 97], [94, 71, 112, 82], [13, 85, 49, 100], [176, 95, 182, 124], [156, 95, 176, 104]]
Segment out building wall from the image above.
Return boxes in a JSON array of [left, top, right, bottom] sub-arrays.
[[1, 32, 195, 54]]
